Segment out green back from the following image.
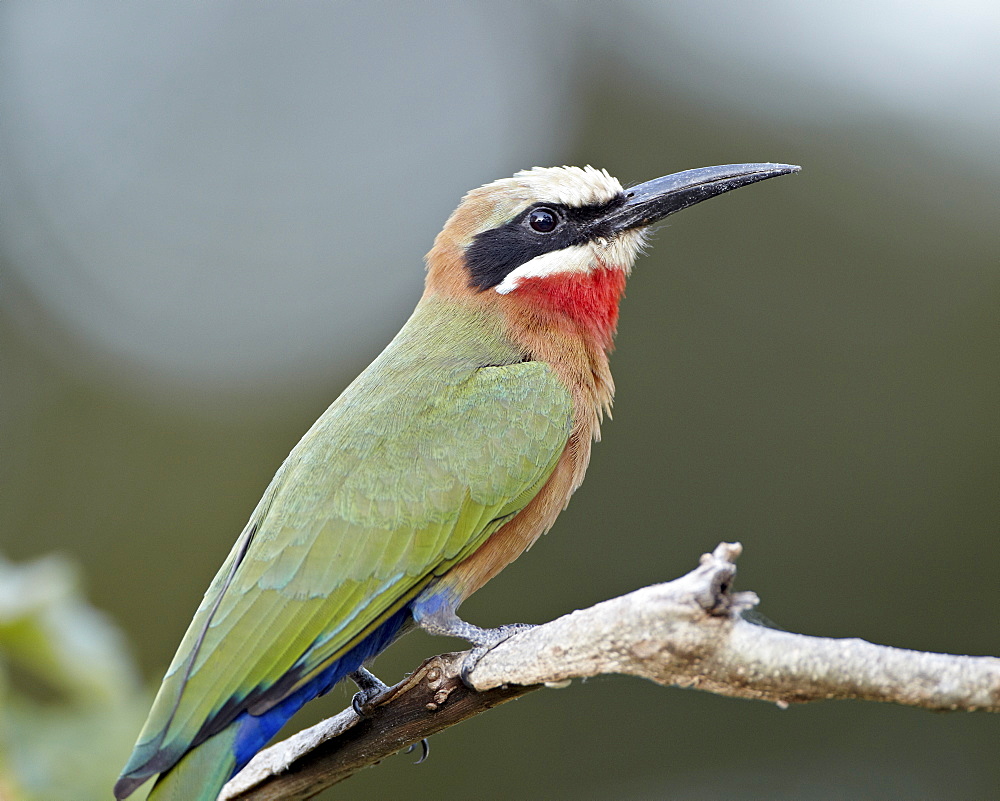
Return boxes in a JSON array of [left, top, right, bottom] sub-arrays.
[[124, 296, 574, 777]]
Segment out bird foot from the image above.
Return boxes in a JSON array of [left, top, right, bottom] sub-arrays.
[[460, 622, 536, 686], [348, 667, 390, 716], [410, 598, 536, 688], [349, 667, 430, 762]]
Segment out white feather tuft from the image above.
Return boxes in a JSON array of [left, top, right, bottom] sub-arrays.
[[506, 166, 623, 208], [494, 229, 647, 294], [495, 245, 593, 294]]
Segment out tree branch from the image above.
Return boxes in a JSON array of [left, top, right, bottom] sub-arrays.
[[220, 543, 1000, 801]]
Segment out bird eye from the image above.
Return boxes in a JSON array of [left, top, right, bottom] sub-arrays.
[[527, 207, 559, 233]]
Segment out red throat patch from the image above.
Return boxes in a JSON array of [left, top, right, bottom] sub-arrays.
[[511, 265, 627, 351]]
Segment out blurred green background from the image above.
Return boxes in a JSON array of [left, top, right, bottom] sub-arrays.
[[1, 2, 998, 799]]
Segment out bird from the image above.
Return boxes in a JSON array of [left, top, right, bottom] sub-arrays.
[[115, 162, 798, 800]]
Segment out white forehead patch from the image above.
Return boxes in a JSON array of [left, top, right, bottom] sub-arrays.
[[493, 165, 624, 209]]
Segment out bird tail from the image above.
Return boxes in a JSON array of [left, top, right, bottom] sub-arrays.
[[115, 608, 413, 799], [144, 726, 237, 801]]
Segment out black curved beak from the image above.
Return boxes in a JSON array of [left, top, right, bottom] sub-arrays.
[[596, 162, 800, 235]]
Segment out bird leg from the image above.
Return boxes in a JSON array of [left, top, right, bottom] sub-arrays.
[[411, 600, 535, 685], [459, 622, 536, 685]]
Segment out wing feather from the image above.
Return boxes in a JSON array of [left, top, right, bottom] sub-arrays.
[[128, 355, 572, 773]]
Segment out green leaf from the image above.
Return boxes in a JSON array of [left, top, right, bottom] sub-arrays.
[[0, 553, 149, 801]]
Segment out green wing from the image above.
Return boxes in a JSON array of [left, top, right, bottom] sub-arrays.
[[126, 325, 573, 776]]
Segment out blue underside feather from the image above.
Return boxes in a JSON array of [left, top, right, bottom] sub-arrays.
[[229, 606, 410, 774]]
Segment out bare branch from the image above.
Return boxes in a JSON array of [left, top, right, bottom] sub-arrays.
[[221, 542, 1000, 801]]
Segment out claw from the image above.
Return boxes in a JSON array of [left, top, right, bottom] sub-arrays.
[[405, 738, 430, 764], [350, 667, 429, 766], [348, 667, 389, 716]]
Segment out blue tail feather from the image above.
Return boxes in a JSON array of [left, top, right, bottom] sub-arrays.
[[134, 607, 411, 800], [229, 606, 410, 776]]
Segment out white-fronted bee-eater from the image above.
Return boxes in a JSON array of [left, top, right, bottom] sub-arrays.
[[116, 162, 799, 800]]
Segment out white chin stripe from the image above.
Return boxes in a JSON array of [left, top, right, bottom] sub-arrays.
[[494, 245, 593, 295]]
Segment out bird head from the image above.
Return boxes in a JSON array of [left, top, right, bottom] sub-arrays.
[[426, 163, 799, 350]]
